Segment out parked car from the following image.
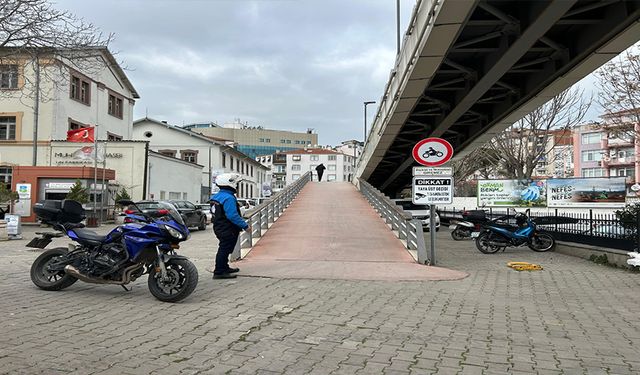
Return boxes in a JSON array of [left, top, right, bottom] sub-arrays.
[[237, 199, 255, 216], [167, 200, 208, 230], [392, 199, 440, 231], [127, 200, 207, 230], [196, 203, 213, 224]]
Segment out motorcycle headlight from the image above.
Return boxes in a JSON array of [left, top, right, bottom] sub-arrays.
[[164, 225, 184, 240]]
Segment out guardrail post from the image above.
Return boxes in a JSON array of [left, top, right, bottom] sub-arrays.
[[590, 209, 593, 236], [412, 219, 428, 264], [230, 235, 242, 260], [261, 209, 268, 229]]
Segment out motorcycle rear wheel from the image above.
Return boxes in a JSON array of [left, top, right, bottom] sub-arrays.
[[30, 248, 78, 291], [528, 233, 556, 252], [451, 228, 468, 241], [475, 232, 504, 254], [148, 258, 198, 303]]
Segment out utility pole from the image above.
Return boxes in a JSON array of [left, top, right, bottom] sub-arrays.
[[396, 0, 401, 55], [32, 57, 41, 166]]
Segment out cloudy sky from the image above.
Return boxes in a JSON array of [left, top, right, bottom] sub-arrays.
[[54, 0, 414, 145]]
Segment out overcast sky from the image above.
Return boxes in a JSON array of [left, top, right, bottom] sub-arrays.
[[54, 0, 415, 145]]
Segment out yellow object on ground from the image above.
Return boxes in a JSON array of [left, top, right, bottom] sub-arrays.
[[507, 261, 543, 271]]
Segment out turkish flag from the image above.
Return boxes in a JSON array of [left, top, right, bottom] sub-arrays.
[[66, 127, 95, 143]]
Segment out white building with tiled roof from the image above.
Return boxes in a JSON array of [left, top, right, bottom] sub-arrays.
[[282, 148, 356, 183]]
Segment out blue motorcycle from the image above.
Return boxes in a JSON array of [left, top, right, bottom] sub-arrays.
[[29, 199, 198, 303], [475, 209, 555, 254]]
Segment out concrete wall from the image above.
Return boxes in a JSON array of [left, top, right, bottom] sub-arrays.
[[147, 153, 202, 203], [556, 241, 634, 269]]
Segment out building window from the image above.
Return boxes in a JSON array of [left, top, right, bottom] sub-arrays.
[[182, 150, 198, 163], [160, 191, 166, 200], [286, 139, 291, 144], [259, 138, 264, 142], [251, 166, 254, 177], [295, 140, 300, 144], [327, 174, 337, 181], [222, 153, 226, 168], [291, 165, 301, 171], [581, 132, 601, 145], [280, 139, 286, 144], [310, 155, 319, 161], [183, 192, 188, 200], [0, 65, 18, 89], [328, 164, 336, 171], [292, 155, 301, 161], [237, 160, 240, 172], [328, 155, 336, 161], [169, 192, 181, 200], [68, 119, 88, 131], [108, 93, 124, 118], [0, 166, 11, 189], [581, 168, 606, 177], [265, 138, 271, 143], [581, 150, 603, 162], [159, 149, 176, 158], [107, 132, 122, 141], [230, 156, 234, 171], [70, 73, 90, 105], [292, 174, 300, 180], [0, 116, 16, 140]]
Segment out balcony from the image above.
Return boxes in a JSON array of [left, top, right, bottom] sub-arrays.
[[607, 158, 635, 166]]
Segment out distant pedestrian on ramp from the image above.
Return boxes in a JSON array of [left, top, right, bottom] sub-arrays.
[[315, 163, 326, 182]]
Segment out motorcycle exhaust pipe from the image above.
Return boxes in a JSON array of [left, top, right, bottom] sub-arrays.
[[64, 264, 142, 285]]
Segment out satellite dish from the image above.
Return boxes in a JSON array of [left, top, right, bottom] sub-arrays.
[[631, 183, 640, 192]]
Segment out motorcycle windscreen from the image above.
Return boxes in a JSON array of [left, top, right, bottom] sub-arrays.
[[158, 202, 187, 227]]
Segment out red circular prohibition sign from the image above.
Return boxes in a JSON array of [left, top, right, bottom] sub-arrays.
[[412, 137, 454, 166]]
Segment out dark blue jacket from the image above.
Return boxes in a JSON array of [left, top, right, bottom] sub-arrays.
[[210, 188, 248, 237]]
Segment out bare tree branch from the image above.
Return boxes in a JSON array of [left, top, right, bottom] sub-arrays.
[[482, 87, 590, 180]]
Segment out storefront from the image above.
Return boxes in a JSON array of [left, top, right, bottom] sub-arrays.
[[11, 166, 115, 223]]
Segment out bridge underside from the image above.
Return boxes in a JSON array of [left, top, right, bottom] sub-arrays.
[[365, 0, 640, 196]]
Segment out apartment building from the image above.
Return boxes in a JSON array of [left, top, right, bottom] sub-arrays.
[[284, 149, 356, 183], [532, 130, 574, 178], [573, 121, 639, 182], [184, 120, 318, 158]]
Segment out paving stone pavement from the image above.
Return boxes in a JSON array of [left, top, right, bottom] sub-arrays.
[[1, 225, 640, 374]]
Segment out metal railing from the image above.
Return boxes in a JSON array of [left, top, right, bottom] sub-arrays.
[[230, 172, 311, 260], [358, 179, 429, 264], [437, 207, 639, 251]]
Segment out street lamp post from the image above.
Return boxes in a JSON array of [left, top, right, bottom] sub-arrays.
[[364, 101, 376, 142]]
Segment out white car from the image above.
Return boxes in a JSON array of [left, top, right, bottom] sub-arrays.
[[391, 199, 441, 231], [196, 204, 213, 224]]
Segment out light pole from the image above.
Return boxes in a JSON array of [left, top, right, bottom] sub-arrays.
[[364, 101, 376, 142]]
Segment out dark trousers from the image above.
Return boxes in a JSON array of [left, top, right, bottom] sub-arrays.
[[317, 171, 324, 181], [214, 233, 239, 274]]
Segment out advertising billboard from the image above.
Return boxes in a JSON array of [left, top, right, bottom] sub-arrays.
[[547, 177, 626, 207], [478, 180, 547, 207]]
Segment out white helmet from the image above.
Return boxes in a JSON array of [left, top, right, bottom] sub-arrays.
[[215, 173, 242, 189]]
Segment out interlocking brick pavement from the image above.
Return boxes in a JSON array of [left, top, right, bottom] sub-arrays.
[[1, 225, 640, 374]]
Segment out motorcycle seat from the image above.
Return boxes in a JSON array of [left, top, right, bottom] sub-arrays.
[[71, 228, 106, 245]]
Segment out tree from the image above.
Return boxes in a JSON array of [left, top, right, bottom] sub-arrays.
[[479, 87, 590, 180], [1, 0, 114, 165], [596, 44, 640, 137], [65, 179, 89, 204], [0, 183, 19, 217], [114, 187, 131, 207]]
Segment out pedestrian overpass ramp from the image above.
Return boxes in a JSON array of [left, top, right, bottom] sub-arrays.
[[357, 0, 640, 195], [236, 182, 467, 281]]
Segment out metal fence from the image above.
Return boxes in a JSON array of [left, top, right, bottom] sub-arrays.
[[437, 206, 639, 251], [230, 172, 311, 260], [357, 179, 430, 264]]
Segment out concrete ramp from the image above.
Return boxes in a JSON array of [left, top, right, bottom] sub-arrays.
[[236, 182, 467, 281]]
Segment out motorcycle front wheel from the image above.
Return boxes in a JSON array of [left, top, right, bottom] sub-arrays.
[[451, 228, 468, 241], [148, 258, 198, 303], [475, 232, 505, 254], [30, 248, 78, 291], [528, 233, 555, 252]]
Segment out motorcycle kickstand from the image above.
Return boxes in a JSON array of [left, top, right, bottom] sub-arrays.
[[121, 285, 131, 292]]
